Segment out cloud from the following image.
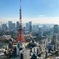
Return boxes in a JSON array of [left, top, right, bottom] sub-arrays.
[[23, 17, 59, 24], [0, 17, 59, 24], [0, 18, 19, 23]]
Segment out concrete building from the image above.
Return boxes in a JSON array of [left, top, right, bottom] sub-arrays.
[[19, 49, 30, 59], [32, 47, 39, 55]]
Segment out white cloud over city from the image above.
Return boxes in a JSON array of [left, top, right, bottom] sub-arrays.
[[0, 16, 59, 24]]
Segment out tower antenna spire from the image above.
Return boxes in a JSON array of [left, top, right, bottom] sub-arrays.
[[20, 0, 22, 29]]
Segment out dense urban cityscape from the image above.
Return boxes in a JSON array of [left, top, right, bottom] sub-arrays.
[[0, 0, 59, 59], [0, 21, 59, 59]]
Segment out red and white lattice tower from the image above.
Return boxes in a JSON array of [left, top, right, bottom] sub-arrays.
[[16, 0, 25, 43]]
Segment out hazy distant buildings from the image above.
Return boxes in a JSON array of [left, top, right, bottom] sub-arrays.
[[2, 24, 7, 31], [32, 25, 39, 33], [38, 27, 43, 38], [12, 23, 15, 30], [42, 25, 48, 32], [8, 21, 16, 31], [54, 25, 59, 34], [25, 21, 32, 33], [42, 25, 51, 32], [29, 21, 32, 32], [26, 23, 29, 32], [8, 21, 12, 31], [23, 27, 26, 34], [16, 21, 20, 31]]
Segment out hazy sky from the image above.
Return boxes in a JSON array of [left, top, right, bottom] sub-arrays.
[[0, 0, 59, 24]]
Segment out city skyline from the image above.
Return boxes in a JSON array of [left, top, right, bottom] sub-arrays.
[[0, 0, 59, 24]]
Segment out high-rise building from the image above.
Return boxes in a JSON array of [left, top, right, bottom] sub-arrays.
[[51, 34, 57, 51], [23, 27, 26, 34], [51, 25, 59, 51], [54, 25, 59, 34], [29, 21, 32, 32], [8, 21, 12, 31], [38, 27, 43, 38], [16, 21, 20, 31], [42, 25, 51, 32], [26, 23, 29, 31], [32, 25, 39, 33], [12, 23, 16, 30], [25, 21, 32, 33], [8, 21, 16, 31], [2, 24, 7, 31]]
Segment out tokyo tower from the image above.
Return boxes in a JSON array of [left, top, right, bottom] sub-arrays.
[[16, 0, 25, 43]]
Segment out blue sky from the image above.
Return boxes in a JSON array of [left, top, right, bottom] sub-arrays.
[[0, 0, 59, 24]]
